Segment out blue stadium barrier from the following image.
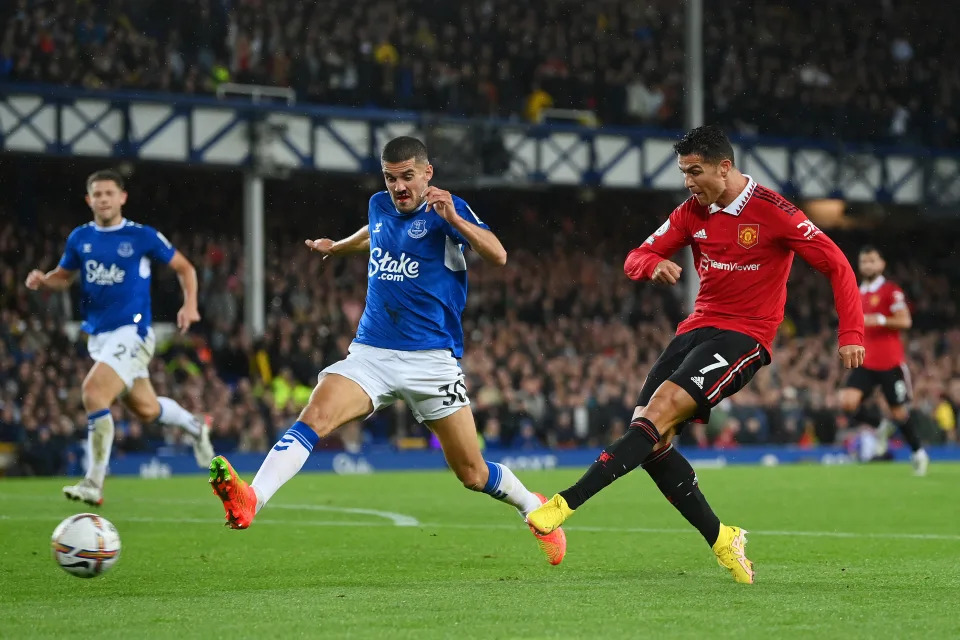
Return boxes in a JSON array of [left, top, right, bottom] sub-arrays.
[[93, 445, 960, 478]]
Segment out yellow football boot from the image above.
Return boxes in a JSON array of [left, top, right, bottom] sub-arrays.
[[712, 524, 755, 584], [526, 493, 575, 535]]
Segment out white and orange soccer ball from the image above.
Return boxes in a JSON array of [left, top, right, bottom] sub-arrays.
[[51, 513, 121, 578]]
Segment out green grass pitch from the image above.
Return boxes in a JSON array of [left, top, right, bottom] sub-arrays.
[[2, 464, 959, 639]]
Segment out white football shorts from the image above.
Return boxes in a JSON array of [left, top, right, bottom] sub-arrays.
[[86, 325, 155, 389], [321, 343, 470, 423]]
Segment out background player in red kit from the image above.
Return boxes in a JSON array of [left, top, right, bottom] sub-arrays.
[[527, 126, 865, 584], [839, 246, 928, 475]]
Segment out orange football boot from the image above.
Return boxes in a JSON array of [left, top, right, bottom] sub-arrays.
[[209, 456, 257, 529], [529, 493, 567, 565]]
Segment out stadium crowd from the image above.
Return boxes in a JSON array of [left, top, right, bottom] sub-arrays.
[[2, 180, 958, 475], [2, 0, 958, 147]]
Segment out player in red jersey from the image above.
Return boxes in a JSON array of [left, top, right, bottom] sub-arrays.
[[839, 245, 928, 475], [527, 126, 865, 583]]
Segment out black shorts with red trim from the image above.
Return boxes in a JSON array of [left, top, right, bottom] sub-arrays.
[[843, 364, 912, 407], [637, 328, 771, 424]]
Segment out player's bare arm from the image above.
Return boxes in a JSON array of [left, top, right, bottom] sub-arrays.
[[424, 186, 507, 266], [25, 265, 76, 291], [168, 250, 200, 334], [864, 306, 912, 330], [305, 225, 370, 258]]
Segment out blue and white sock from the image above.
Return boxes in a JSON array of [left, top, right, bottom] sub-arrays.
[[251, 421, 319, 513], [156, 396, 202, 437], [482, 461, 543, 516], [86, 409, 114, 487]]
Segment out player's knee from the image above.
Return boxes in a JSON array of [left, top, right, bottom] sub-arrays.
[[298, 404, 337, 438], [838, 392, 860, 414], [129, 403, 160, 424], [641, 389, 694, 433], [80, 381, 110, 412], [651, 428, 676, 451]]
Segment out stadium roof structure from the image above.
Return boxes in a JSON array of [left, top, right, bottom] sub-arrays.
[[1, 85, 958, 207]]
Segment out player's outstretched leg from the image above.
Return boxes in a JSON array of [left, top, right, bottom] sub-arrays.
[[155, 397, 215, 467], [642, 442, 720, 543], [123, 379, 215, 467], [209, 373, 372, 529], [428, 408, 566, 565], [526, 415, 662, 535], [528, 380, 754, 582], [642, 441, 754, 584], [483, 461, 567, 565]]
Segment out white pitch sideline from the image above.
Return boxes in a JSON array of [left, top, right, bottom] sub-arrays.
[[3, 512, 959, 542]]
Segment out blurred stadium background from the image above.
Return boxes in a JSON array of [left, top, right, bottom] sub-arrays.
[[1, 0, 959, 479]]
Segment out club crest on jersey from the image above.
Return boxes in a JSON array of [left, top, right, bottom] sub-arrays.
[[82, 243, 92, 253], [737, 224, 759, 249], [117, 242, 134, 257], [408, 219, 428, 239], [644, 220, 671, 245], [870, 294, 880, 306]]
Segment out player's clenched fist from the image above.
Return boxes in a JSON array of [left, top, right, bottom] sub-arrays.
[[651, 259, 683, 285], [839, 344, 865, 369], [25, 269, 46, 290]]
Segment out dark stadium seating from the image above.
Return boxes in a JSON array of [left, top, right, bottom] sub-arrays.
[[2, 177, 957, 473], [2, 0, 957, 147]]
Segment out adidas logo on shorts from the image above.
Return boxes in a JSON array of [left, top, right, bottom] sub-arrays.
[[691, 376, 704, 389]]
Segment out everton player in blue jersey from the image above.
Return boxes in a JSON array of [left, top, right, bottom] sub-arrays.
[[209, 137, 567, 564], [25, 170, 214, 505]]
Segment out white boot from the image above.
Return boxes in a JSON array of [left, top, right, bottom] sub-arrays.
[[63, 479, 103, 506], [910, 449, 929, 477], [191, 415, 215, 468]]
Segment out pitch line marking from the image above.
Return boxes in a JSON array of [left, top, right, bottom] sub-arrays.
[[263, 502, 420, 527], [0, 494, 420, 527], [2, 513, 958, 542], [147, 497, 422, 525]]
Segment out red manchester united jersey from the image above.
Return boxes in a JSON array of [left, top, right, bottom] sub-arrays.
[[624, 177, 864, 355], [860, 276, 907, 370]]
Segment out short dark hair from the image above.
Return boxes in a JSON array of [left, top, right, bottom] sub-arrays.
[[673, 125, 735, 165], [859, 244, 883, 258], [381, 136, 429, 165], [86, 169, 125, 191]]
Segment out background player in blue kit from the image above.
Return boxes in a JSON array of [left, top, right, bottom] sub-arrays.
[[209, 137, 567, 565], [25, 170, 214, 505]]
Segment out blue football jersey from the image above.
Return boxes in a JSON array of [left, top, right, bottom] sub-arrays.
[[58, 219, 176, 336], [355, 191, 489, 357]]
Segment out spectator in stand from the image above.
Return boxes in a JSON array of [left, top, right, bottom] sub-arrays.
[[2, 177, 958, 479], [2, 1, 958, 147]]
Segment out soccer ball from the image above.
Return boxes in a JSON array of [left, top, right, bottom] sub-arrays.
[[51, 513, 121, 578]]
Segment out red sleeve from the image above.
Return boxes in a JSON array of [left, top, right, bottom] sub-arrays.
[[778, 212, 864, 347], [624, 205, 691, 280], [888, 284, 908, 313]]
